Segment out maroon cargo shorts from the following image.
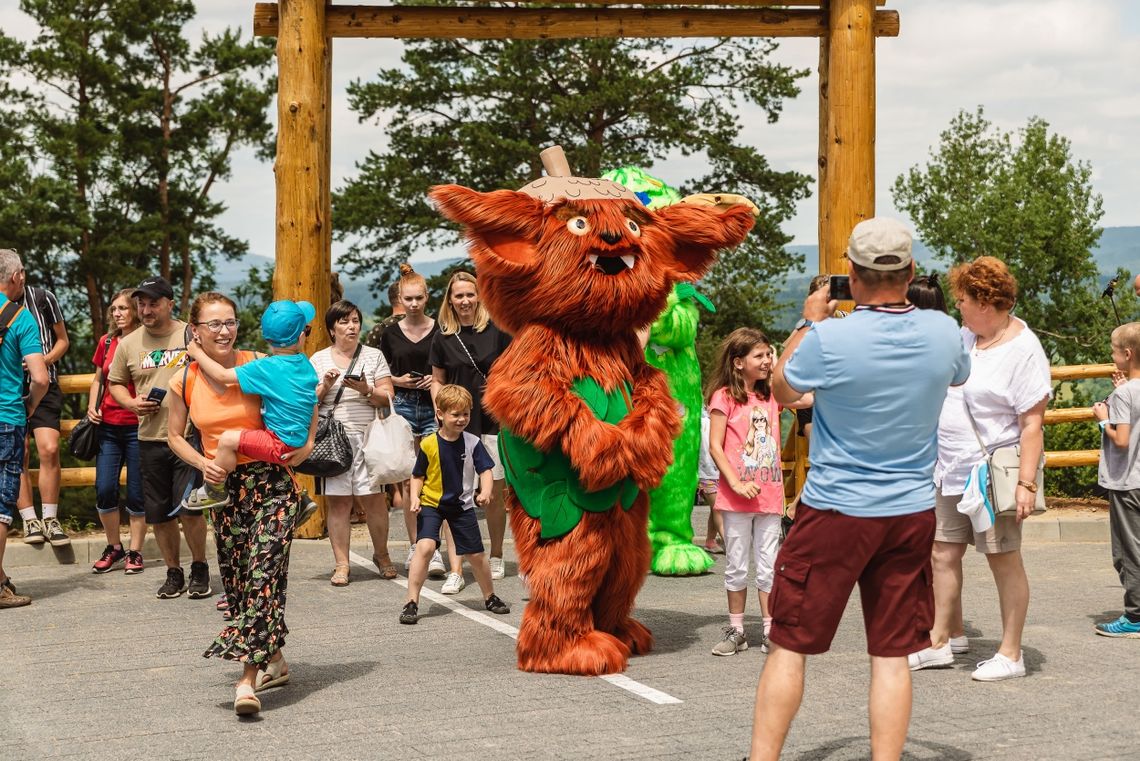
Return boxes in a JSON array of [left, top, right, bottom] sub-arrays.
[[767, 502, 936, 657]]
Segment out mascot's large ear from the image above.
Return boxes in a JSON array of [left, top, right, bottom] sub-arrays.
[[429, 185, 545, 268], [652, 203, 756, 280]]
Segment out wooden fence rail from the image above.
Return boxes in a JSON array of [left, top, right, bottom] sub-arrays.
[[34, 363, 1117, 489]]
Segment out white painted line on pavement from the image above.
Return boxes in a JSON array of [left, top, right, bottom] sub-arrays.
[[347, 550, 683, 705]]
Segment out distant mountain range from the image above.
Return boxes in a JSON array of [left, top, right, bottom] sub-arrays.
[[213, 226, 1140, 330]]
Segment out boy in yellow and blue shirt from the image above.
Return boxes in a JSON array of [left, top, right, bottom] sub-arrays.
[[401, 384, 510, 624]]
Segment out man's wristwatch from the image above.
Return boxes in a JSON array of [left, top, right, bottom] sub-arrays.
[[793, 318, 815, 332]]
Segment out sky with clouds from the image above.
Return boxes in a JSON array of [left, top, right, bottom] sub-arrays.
[[4, 1, 1138, 266]]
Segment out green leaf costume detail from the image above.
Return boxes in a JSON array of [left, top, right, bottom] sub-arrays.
[[499, 377, 639, 540]]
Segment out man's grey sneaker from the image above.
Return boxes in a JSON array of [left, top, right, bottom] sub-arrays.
[[440, 572, 465, 595], [399, 600, 419, 625], [484, 594, 510, 615], [427, 550, 447, 579], [294, 490, 319, 528], [42, 517, 71, 547], [187, 561, 212, 599], [0, 584, 31, 609], [489, 556, 506, 580], [711, 626, 748, 656], [156, 567, 187, 599], [22, 518, 45, 545]]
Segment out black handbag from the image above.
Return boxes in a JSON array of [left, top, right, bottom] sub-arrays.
[[69, 335, 113, 461], [295, 345, 360, 478]]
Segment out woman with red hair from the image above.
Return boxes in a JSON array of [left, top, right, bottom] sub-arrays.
[[909, 256, 1051, 682]]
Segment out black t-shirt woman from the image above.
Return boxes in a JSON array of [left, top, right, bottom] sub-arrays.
[[429, 270, 512, 584]]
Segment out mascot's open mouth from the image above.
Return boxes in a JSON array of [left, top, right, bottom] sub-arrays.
[[587, 254, 635, 275]]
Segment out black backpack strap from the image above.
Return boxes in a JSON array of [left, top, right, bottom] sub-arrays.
[[0, 301, 24, 349]]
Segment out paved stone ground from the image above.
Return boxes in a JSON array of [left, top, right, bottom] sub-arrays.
[[1, 508, 1135, 760]]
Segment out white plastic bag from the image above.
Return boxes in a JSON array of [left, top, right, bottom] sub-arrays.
[[363, 403, 416, 488]]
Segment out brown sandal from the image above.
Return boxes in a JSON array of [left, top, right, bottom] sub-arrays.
[[330, 564, 350, 586], [373, 555, 398, 580]]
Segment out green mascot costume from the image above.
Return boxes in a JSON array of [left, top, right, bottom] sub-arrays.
[[602, 167, 716, 576]]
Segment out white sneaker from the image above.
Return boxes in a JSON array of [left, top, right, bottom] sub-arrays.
[[489, 556, 505, 580], [427, 550, 447, 579], [907, 643, 955, 671], [949, 635, 970, 654], [972, 652, 1025, 682], [440, 572, 465, 595], [404, 551, 413, 571]]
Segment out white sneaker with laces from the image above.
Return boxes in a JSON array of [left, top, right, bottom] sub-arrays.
[[427, 550, 447, 579], [907, 643, 955, 671], [404, 551, 413, 571], [440, 572, 465, 595], [972, 652, 1025, 682], [489, 556, 505, 580], [949, 635, 970, 654]]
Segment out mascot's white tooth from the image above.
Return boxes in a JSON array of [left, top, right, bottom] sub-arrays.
[[588, 255, 599, 265], [620, 255, 635, 269]]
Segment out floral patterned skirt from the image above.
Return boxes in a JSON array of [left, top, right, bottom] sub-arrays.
[[203, 461, 298, 664]]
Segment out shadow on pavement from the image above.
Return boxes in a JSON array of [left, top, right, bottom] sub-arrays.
[[793, 735, 973, 761], [634, 607, 729, 655]]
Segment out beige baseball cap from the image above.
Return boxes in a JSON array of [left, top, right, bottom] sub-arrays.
[[846, 218, 913, 271]]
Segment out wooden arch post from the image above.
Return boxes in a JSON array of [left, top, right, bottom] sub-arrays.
[[819, 0, 877, 275], [275, 0, 332, 538]]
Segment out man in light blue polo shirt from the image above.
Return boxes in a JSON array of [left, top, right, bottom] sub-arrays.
[[0, 249, 50, 608], [750, 219, 970, 761]]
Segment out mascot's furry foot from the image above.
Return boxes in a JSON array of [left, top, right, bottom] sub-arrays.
[[608, 617, 654, 656], [650, 540, 715, 577], [518, 627, 632, 676]]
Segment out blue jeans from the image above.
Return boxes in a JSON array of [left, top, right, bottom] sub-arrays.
[[95, 424, 143, 516], [0, 422, 26, 526], [393, 389, 438, 437]]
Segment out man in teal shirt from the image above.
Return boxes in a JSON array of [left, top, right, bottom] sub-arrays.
[[0, 249, 49, 608]]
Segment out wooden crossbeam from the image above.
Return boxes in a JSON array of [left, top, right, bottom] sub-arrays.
[[253, 4, 901, 39]]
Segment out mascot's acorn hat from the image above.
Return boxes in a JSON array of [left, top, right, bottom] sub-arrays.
[[517, 146, 640, 204]]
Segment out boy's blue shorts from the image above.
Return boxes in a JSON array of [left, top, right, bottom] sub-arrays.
[[416, 504, 484, 556]]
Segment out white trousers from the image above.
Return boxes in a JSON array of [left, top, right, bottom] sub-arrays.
[[721, 511, 781, 593]]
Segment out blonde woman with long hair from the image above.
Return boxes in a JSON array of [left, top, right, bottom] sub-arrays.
[[428, 270, 512, 592]]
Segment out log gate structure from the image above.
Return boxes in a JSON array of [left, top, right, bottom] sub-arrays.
[[31, 2, 1115, 533]]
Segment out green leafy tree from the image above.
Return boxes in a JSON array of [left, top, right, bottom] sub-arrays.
[[0, 0, 273, 351], [892, 107, 1110, 365], [334, 30, 812, 339]]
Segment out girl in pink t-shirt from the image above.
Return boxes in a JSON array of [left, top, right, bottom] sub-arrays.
[[707, 327, 789, 656]]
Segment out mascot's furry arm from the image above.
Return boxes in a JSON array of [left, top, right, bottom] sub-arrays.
[[645, 283, 715, 576], [429, 148, 753, 676]]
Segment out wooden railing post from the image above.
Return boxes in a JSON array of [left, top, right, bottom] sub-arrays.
[[275, 0, 333, 538]]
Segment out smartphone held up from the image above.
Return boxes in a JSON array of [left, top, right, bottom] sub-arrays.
[[828, 275, 852, 302]]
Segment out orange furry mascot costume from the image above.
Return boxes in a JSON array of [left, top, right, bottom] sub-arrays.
[[430, 147, 753, 675]]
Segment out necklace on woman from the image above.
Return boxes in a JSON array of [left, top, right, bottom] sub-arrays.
[[974, 316, 1012, 353]]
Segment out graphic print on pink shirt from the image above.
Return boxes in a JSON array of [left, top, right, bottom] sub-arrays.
[[709, 387, 783, 514]]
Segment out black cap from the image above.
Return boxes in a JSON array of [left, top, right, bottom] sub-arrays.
[[132, 276, 174, 301]]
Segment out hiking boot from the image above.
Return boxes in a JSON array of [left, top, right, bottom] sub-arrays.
[[124, 551, 145, 574], [295, 490, 319, 527], [22, 518, 44, 545], [156, 567, 186, 599], [43, 517, 71, 547], [711, 626, 748, 656], [187, 561, 212, 599], [440, 572, 465, 595], [0, 584, 31, 609], [1094, 615, 1140, 638], [972, 652, 1026, 682], [182, 484, 230, 512], [908, 643, 954, 671], [399, 600, 419, 625], [489, 556, 506, 580], [427, 550, 447, 579], [92, 544, 126, 574], [484, 594, 510, 615]]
